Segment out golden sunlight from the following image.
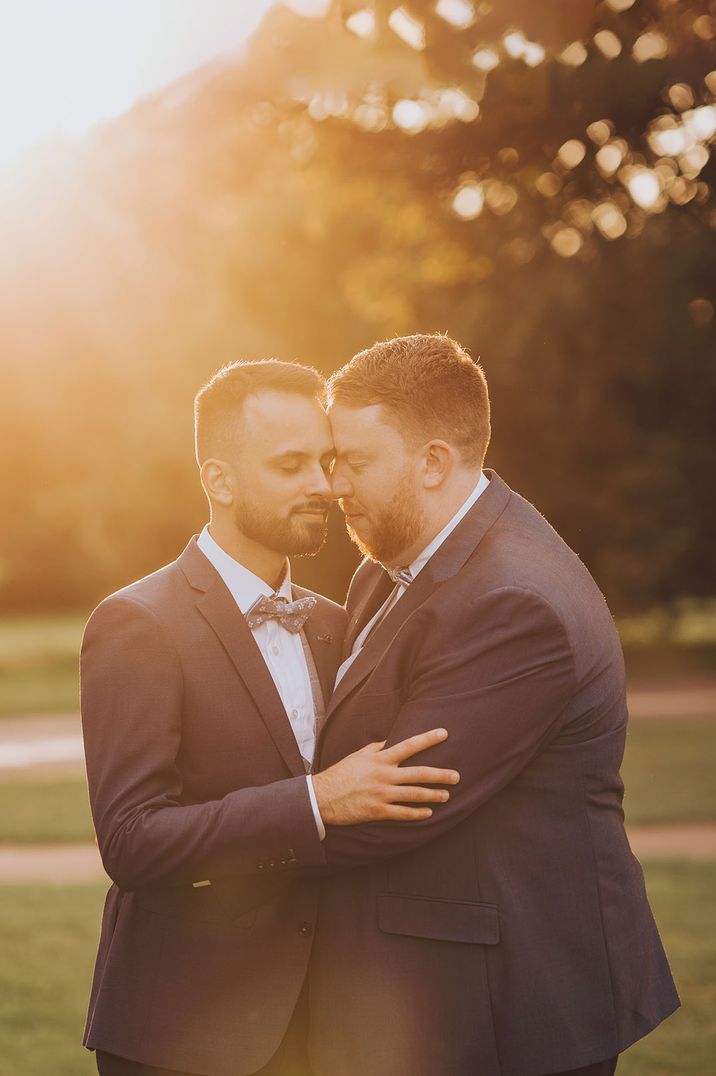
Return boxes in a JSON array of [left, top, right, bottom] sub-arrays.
[[0, 0, 276, 173]]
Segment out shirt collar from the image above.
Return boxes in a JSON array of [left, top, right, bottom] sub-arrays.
[[407, 471, 490, 579], [196, 525, 292, 613]]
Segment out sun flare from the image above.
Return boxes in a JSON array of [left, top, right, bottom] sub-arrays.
[[0, 0, 276, 172]]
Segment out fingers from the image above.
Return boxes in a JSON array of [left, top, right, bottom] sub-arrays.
[[382, 728, 448, 764], [357, 740, 386, 755], [394, 765, 460, 786], [378, 805, 434, 821], [388, 785, 450, 804]]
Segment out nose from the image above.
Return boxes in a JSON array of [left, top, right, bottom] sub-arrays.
[[330, 467, 352, 500], [306, 463, 332, 500]]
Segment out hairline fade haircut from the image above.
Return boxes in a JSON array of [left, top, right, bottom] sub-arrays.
[[194, 358, 325, 464], [326, 334, 491, 468]]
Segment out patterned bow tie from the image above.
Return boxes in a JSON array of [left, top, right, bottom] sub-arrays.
[[386, 566, 413, 588], [246, 593, 317, 634]]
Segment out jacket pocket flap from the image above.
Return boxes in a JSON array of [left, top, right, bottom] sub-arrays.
[[377, 893, 499, 945]]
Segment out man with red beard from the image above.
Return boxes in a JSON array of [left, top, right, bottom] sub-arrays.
[[81, 358, 457, 1076], [309, 335, 678, 1076]]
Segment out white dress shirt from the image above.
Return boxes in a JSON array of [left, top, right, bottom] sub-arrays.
[[196, 525, 325, 837], [336, 471, 490, 684]]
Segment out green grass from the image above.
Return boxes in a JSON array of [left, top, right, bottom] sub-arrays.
[[0, 778, 94, 844], [618, 599, 716, 647], [0, 616, 86, 664], [0, 884, 104, 1076], [0, 615, 85, 716], [619, 860, 716, 1075], [619, 598, 716, 682], [0, 666, 79, 716], [622, 718, 716, 825], [0, 863, 712, 1075]]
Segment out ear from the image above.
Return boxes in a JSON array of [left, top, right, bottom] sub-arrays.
[[200, 458, 234, 506], [421, 440, 455, 489]]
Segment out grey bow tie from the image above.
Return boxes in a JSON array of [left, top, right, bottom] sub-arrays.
[[386, 566, 413, 588], [246, 593, 317, 634]]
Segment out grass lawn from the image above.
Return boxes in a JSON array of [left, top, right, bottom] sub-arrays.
[[0, 666, 80, 716], [622, 717, 716, 825], [619, 860, 716, 1075], [0, 615, 85, 716], [0, 862, 712, 1075], [0, 778, 94, 844], [0, 884, 103, 1076]]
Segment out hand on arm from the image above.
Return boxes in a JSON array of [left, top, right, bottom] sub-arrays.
[[82, 597, 461, 888], [312, 729, 460, 826], [322, 587, 575, 867]]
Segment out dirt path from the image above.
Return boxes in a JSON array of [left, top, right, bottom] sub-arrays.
[[0, 843, 105, 882], [627, 683, 716, 719], [0, 713, 84, 776]]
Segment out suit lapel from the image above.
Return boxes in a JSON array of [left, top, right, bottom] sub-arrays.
[[294, 585, 342, 708], [179, 538, 305, 777], [344, 570, 395, 656], [326, 471, 512, 717]]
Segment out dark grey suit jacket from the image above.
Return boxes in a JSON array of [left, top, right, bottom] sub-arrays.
[[81, 536, 346, 1076], [310, 472, 679, 1076]]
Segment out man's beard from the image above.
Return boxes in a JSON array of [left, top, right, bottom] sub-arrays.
[[344, 483, 426, 566], [234, 497, 328, 557]]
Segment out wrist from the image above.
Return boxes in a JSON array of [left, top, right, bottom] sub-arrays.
[[311, 771, 337, 826]]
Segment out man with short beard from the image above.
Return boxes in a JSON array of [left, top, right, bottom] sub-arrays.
[[80, 359, 458, 1076], [308, 335, 679, 1076]]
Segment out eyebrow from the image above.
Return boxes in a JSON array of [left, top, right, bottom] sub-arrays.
[[336, 450, 368, 461], [269, 449, 335, 463]]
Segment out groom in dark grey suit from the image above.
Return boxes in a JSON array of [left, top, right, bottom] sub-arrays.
[[309, 334, 679, 1076], [81, 358, 458, 1076]]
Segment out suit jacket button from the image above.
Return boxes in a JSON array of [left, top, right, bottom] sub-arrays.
[[257, 862, 265, 871], [299, 922, 313, 937]]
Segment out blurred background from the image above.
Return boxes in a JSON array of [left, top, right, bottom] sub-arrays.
[[0, 1, 714, 1073]]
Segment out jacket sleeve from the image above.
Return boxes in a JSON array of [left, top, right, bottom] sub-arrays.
[[323, 586, 575, 867], [81, 595, 325, 889]]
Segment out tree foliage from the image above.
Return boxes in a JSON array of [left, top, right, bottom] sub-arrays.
[[0, 0, 714, 611]]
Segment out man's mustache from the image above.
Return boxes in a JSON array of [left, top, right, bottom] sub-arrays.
[[339, 501, 363, 516], [292, 500, 330, 514]]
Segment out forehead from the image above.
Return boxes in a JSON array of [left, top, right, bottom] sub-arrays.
[[239, 389, 332, 455], [328, 402, 406, 454]]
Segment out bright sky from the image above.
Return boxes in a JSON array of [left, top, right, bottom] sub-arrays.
[[0, 0, 304, 172]]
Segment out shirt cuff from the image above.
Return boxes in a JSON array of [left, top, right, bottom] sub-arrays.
[[306, 774, 326, 841]]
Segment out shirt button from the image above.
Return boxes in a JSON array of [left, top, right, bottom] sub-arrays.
[[299, 922, 313, 937], [291, 709, 298, 718], [272, 645, 280, 655]]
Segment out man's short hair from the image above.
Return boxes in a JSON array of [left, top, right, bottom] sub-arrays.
[[194, 359, 324, 463], [327, 334, 490, 467]]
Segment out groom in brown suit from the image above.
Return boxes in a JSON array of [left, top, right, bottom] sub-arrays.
[[80, 359, 458, 1076], [308, 335, 679, 1076]]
